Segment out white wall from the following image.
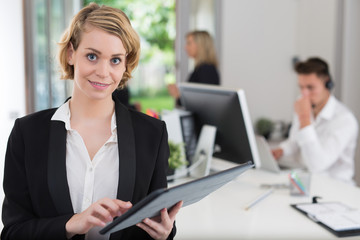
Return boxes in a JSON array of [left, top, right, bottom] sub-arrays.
[[296, 0, 338, 75], [190, 0, 216, 36], [0, 0, 26, 228], [341, 0, 360, 185], [341, 0, 360, 118], [220, 0, 338, 124], [221, 0, 298, 123]]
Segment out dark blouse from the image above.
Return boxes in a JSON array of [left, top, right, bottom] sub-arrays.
[[176, 63, 220, 107], [188, 63, 220, 85]]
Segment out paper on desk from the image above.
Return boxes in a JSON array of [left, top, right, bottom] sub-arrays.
[[296, 203, 360, 231]]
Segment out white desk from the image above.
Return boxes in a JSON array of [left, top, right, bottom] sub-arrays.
[[171, 162, 360, 240]]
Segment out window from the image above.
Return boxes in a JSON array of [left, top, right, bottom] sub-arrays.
[[24, 0, 81, 113]]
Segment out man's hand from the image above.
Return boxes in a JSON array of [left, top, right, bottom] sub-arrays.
[[294, 95, 312, 128], [271, 148, 284, 160]]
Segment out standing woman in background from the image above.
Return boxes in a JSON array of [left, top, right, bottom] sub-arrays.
[[168, 30, 220, 104], [1, 3, 181, 240], [185, 30, 220, 85]]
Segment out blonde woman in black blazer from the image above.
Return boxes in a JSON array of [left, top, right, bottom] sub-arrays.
[[2, 3, 181, 240]]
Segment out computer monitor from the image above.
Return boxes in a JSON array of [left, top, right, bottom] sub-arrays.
[[179, 83, 260, 167]]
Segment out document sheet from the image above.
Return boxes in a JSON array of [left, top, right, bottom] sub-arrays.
[[296, 202, 360, 231]]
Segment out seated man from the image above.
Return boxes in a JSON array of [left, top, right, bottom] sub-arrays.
[[272, 57, 358, 185]]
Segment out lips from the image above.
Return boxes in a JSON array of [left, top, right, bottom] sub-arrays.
[[88, 80, 110, 90]]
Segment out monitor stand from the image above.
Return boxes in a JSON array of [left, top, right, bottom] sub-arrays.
[[189, 125, 216, 178], [167, 125, 216, 181]]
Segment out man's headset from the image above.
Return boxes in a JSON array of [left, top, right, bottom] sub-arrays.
[[325, 75, 334, 90], [316, 58, 334, 90]]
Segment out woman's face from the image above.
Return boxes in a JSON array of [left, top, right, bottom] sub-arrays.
[[185, 35, 197, 58], [68, 26, 126, 101]]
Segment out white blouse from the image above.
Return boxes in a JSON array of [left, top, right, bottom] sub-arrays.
[[51, 101, 119, 240]]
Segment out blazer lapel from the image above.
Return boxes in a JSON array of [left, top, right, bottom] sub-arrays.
[[114, 97, 136, 201], [48, 120, 74, 215]]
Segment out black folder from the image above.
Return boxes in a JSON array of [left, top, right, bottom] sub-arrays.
[[100, 161, 254, 235]]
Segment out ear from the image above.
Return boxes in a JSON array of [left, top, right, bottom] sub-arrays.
[[67, 42, 74, 65]]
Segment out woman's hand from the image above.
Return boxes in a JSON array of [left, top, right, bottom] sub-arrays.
[[136, 201, 183, 240], [65, 198, 132, 238], [167, 84, 180, 99]]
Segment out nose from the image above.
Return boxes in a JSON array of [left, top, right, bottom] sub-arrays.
[[96, 60, 109, 78]]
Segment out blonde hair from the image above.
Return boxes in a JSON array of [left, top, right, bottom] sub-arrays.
[[187, 30, 218, 68], [57, 3, 140, 88]]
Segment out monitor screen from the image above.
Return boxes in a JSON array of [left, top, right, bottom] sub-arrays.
[[179, 83, 260, 167]]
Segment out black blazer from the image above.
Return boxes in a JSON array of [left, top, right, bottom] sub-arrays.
[[1, 96, 175, 240]]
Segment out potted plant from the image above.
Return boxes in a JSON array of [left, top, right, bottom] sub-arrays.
[[168, 140, 187, 177], [255, 117, 274, 140]]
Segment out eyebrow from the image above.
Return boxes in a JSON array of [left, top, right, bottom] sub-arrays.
[[85, 47, 126, 57]]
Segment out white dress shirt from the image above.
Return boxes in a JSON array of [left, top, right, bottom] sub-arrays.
[[52, 101, 119, 240], [280, 95, 358, 185]]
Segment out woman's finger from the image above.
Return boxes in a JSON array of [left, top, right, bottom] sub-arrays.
[[98, 198, 123, 218], [168, 201, 183, 221], [160, 208, 171, 227], [87, 215, 106, 227], [136, 222, 159, 239], [91, 202, 113, 222], [113, 199, 132, 214]]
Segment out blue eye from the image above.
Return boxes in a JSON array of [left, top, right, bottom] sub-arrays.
[[111, 58, 121, 65], [87, 53, 97, 61]]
